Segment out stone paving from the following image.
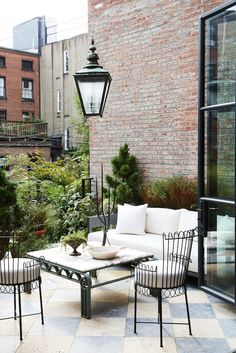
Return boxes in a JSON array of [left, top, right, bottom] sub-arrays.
[[0, 267, 236, 353]]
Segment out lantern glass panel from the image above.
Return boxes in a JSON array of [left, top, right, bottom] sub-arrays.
[[78, 80, 105, 115]]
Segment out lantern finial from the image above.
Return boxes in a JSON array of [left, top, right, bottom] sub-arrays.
[[87, 38, 101, 67]]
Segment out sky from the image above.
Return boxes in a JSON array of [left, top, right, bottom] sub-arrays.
[[0, 0, 88, 48]]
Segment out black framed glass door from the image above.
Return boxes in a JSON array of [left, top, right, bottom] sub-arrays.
[[198, 1, 236, 302]]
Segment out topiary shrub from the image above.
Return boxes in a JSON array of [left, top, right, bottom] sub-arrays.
[[139, 175, 198, 210], [105, 143, 140, 205]]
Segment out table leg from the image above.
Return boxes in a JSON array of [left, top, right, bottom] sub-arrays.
[[80, 273, 92, 319]]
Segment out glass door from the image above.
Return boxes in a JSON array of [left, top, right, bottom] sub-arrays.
[[199, 2, 236, 301]]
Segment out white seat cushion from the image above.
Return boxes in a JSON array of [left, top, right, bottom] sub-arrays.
[[88, 229, 163, 256], [0, 258, 40, 285], [135, 260, 185, 288]]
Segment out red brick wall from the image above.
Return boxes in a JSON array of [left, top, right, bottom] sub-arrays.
[[88, 0, 225, 182], [0, 48, 40, 121]]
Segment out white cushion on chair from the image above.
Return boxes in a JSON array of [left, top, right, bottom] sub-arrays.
[[0, 258, 40, 285], [135, 260, 185, 289]]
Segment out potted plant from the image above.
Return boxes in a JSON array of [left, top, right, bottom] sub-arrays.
[[60, 229, 87, 256]]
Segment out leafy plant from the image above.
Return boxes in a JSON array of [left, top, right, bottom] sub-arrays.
[[0, 169, 19, 233], [60, 229, 87, 248], [139, 175, 198, 210]]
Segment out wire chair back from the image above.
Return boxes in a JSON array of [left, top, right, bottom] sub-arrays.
[[135, 227, 199, 297]]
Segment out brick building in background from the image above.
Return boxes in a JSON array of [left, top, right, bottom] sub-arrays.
[[88, 0, 226, 182], [0, 47, 51, 160], [0, 47, 40, 121]]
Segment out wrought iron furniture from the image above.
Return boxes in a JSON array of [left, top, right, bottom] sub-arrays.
[[27, 246, 153, 319], [134, 227, 200, 347], [0, 235, 44, 340], [94, 162, 116, 246]]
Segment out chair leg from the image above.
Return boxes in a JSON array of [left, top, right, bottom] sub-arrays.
[[158, 290, 163, 347], [14, 286, 17, 320], [184, 286, 192, 336], [134, 283, 137, 333], [18, 286, 23, 340], [38, 277, 44, 325]]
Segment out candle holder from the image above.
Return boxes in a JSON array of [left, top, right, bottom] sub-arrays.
[[95, 163, 116, 246]]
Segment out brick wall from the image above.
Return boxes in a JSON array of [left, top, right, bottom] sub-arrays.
[[0, 143, 51, 161], [88, 0, 225, 182]]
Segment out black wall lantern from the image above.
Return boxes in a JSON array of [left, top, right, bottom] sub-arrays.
[[74, 39, 112, 117]]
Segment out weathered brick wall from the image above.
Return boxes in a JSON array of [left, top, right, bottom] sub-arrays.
[[0, 144, 51, 160], [88, 0, 225, 182]]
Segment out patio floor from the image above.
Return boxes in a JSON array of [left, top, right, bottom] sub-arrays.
[[0, 266, 236, 353]]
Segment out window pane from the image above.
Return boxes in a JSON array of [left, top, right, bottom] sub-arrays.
[[64, 51, 69, 73], [204, 108, 235, 199], [0, 57, 6, 68], [22, 60, 33, 71], [0, 110, 6, 121], [22, 79, 33, 99], [205, 6, 236, 105], [0, 77, 6, 97], [204, 202, 235, 298]]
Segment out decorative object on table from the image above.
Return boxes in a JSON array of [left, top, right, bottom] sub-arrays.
[[60, 230, 87, 256], [95, 162, 116, 247], [87, 245, 121, 260]]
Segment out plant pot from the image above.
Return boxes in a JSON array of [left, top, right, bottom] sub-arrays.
[[66, 240, 84, 256], [32, 229, 46, 237]]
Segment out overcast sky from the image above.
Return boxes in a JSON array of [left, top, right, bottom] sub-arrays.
[[0, 0, 88, 47]]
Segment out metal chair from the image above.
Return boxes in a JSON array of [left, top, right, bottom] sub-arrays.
[[0, 235, 44, 340], [134, 227, 200, 347]]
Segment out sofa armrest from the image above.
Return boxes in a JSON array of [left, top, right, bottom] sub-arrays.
[[88, 214, 117, 232]]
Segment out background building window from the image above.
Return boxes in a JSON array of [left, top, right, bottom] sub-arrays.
[[64, 128, 70, 150], [22, 79, 33, 99], [22, 60, 33, 71], [0, 110, 7, 121], [0, 77, 6, 98], [63, 50, 69, 73], [57, 90, 61, 113], [0, 57, 6, 68]]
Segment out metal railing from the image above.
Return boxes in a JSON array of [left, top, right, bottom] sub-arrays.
[[0, 121, 48, 137]]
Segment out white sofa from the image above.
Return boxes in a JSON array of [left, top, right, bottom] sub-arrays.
[[88, 205, 198, 275]]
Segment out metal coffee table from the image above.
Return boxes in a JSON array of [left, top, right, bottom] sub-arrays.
[[27, 246, 154, 318]]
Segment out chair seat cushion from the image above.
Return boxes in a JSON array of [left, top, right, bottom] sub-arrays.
[[135, 260, 185, 289], [0, 258, 40, 285]]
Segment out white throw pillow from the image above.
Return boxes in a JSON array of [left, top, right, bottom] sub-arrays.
[[116, 204, 148, 235], [145, 208, 180, 235], [178, 209, 198, 232]]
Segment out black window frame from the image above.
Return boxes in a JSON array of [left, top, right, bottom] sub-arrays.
[[0, 109, 7, 121], [22, 60, 33, 71], [0, 76, 6, 98], [22, 78, 34, 100], [0, 56, 6, 68]]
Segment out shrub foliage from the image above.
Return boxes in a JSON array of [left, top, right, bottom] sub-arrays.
[[139, 175, 198, 210]]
